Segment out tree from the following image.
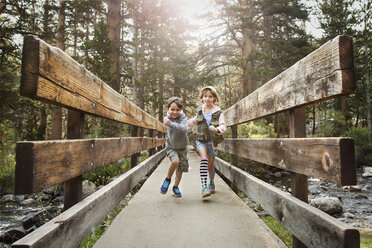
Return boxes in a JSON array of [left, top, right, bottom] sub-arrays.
[[317, 0, 357, 135]]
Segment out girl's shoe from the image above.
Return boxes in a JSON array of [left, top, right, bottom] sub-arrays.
[[208, 183, 215, 194], [172, 186, 182, 197], [201, 186, 211, 198], [160, 178, 170, 194]]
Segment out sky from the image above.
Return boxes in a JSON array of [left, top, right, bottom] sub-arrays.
[[176, 0, 325, 39]]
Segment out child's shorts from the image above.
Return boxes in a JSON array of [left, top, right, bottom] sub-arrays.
[[166, 148, 189, 172], [196, 140, 218, 157]]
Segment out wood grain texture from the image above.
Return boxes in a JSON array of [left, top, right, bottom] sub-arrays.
[[12, 150, 166, 248], [218, 138, 356, 185], [223, 35, 355, 126], [214, 158, 360, 248], [20, 35, 166, 133], [15, 137, 166, 194]]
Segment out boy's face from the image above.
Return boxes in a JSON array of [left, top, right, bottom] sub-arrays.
[[202, 90, 215, 106], [168, 102, 181, 119]]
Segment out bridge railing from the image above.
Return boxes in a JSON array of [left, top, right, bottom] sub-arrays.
[[12, 35, 167, 248], [216, 35, 359, 248]]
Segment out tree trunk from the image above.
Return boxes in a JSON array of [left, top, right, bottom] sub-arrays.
[[241, 0, 255, 97], [312, 105, 316, 135], [37, 104, 47, 140], [50, 0, 65, 140], [108, 0, 121, 92], [0, 1, 6, 15]]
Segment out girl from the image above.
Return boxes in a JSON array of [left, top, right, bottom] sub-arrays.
[[160, 97, 189, 197], [188, 86, 226, 198]]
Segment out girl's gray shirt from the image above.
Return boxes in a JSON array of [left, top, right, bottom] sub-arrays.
[[164, 111, 189, 150]]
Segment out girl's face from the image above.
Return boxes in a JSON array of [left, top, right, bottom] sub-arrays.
[[168, 102, 182, 119], [202, 90, 215, 107]]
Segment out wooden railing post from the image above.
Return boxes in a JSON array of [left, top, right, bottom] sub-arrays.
[[148, 129, 155, 156], [131, 126, 139, 168], [231, 124, 238, 166], [289, 107, 308, 248], [64, 110, 84, 211]]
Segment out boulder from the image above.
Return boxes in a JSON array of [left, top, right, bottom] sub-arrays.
[[309, 197, 343, 215], [274, 172, 282, 178], [22, 210, 47, 230], [82, 180, 97, 198], [0, 227, 26, 244], [20, 198, 37, 206], [0, 194, 16, 203]]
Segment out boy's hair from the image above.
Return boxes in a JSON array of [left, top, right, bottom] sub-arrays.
[[199, 86, 219, 103], [167, 97, 183, 109]]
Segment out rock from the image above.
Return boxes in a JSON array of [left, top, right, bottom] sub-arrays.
[[362, 172, 372, 177], [264, 174, 271, 179], [0, 194, 16, 203], [309, 197, 343, 215], [0, 227, 26, 243], [355, 194, 368, 199], [15, 195, 25, 201], [20, 198, 37, 206], [308, 185, 319, 194], [43, 187, 55, 195], [364, 216, 372, 226], [82, 180, 97, 198], [320, 186, 329, 191], [350, 185, 363, 192], [364, 167, 372, 173], [52, 196, 64, 203], [362, 185, 372, 191], [274, 172, 282, 178], [54, 189, 63, 196], [22, 210, 49, 230], [281, 172, 291, 177], [344, 212, 355, 219]]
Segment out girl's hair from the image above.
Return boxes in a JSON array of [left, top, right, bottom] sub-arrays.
[[199, 86, 219, 103], [167, 97, 183, 109]]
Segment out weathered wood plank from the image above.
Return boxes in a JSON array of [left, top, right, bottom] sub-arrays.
[[224, 35, 355, 126], [214, 158, 360, 248], [218, 138, 356, 185], [20, 35, 166, 133], [12, 150, 166, 248], [15, 137, 166, 194]]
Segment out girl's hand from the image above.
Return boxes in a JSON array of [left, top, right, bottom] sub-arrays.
[[164, 118, 171, 126], [209, 125, 220, 134]]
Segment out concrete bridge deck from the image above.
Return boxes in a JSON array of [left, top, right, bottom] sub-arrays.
[[94, 150, 287, 248]]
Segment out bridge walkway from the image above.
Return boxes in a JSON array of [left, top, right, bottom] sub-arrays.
[[94, 149, 286, 248]]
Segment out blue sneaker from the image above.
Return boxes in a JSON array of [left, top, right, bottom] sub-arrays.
[[201, 186, 211, 198], [172, 186, 182, 197], [160, 178, 170, 194]]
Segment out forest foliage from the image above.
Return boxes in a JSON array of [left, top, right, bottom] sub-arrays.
[[0, 0, 371, 193]]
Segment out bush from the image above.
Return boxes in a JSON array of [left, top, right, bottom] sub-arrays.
[[318, 110, 351, 137], [345, 127, 372, 167], [238, 119, 276, 138], [0, 120, 17, 193], [83, 159, 131, 186]]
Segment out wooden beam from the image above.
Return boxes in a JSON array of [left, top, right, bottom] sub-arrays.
[[213, 158, 360, 248], [15, 137, 166, 194], [223, 35, 355, 126], [20, 35, 166, 133], [218, 138, 356, 185], [12, 150, 166, 248]]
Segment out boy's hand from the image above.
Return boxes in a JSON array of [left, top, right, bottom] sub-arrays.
[[164, 118, 171, 126], [209, 125, 220, 134]]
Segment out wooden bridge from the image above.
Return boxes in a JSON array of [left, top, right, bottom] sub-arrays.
[[12, 35, 359, 247]]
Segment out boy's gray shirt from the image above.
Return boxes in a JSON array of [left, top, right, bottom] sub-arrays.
[[164, 111, 189, 150]]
